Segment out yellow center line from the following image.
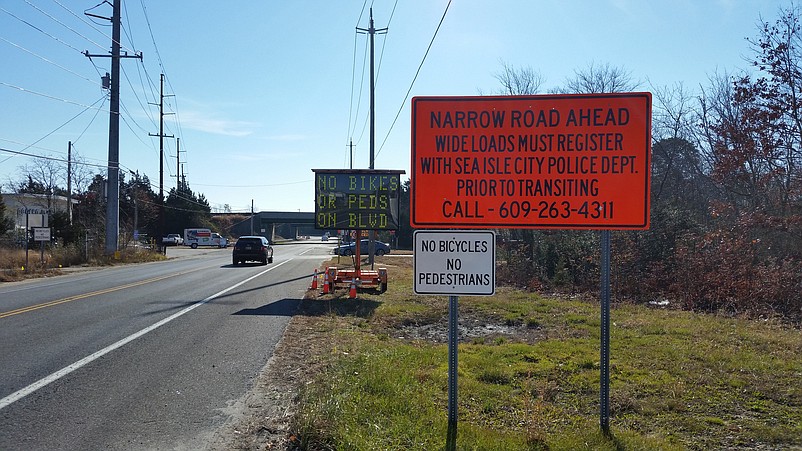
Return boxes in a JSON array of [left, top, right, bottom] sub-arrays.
[[0, 268, 203, 319]]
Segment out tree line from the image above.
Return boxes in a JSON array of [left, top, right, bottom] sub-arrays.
[[1, 165, 214, 254], [483, 5, 802, 321]]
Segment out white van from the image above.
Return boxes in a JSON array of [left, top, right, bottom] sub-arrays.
[[184, 228, 228, 248]]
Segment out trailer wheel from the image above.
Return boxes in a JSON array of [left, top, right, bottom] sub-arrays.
[[191, 243, 198, 249]]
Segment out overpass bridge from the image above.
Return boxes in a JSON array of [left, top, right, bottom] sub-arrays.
[[215, 211, 320, 240]]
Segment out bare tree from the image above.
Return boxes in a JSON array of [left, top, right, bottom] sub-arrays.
[[649, 82, 716, 204], [554, 61, 640, 94], [741, 4, 802, 215], [67, 150, 97, 196], [492, 59, 545, 95], [651, 82, 700, 142], [16, 156, 65, 210]]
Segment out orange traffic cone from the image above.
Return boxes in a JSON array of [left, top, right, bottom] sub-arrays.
[[322, 269, 330, 294], [348, 279, 357, 299], [310, 268, 318, 290]]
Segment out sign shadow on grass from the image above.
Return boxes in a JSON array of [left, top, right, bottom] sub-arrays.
[[296, 296, 381, 318]]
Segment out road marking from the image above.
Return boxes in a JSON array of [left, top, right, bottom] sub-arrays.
[[0, 269, 202, 319], [0, 260, 289, 411]]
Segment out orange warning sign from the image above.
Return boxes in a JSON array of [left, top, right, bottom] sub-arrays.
[[410, 93, 652, 229]]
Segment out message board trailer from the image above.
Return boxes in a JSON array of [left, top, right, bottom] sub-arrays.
[[313, 169, 404, 293], [411, 93, 652, 230]]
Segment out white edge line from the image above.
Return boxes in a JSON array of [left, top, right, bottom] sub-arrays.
[[0, 260, 290, 411]]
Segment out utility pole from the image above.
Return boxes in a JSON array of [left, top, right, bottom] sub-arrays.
[[84, 0, 141, 255], [347, 139, 354, 169], [149, 73, 174, 254], [357, 8, 387, 171], [357, 8, 387, 268], [130, 170, 139, 240], [174, 137, 185, 190], [67, 141, 73, 225]]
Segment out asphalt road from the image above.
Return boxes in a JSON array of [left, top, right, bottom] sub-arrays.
[[0, 241, 334, 450]]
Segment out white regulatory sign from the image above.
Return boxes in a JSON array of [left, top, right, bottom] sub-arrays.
[[33, 227, 51, 242], [414, 230, 496, 296]]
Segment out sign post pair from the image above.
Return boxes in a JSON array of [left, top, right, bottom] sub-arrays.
[[411, 93, 653, 442]]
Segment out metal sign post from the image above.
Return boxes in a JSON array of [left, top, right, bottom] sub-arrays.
[[600, 230, 611, 434], [33, 227, 52, 266], [446, 294, 458, 450], [24, 213, 29, 271], [414, 230, 495, 449]]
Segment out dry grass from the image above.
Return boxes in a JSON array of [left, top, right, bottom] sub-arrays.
[[279, 254, 802, 450], [0, 245, 166, 282]]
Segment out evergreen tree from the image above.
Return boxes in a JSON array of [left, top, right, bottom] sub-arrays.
[[0, 192, 15, 235], [164, 180, 212, 233]]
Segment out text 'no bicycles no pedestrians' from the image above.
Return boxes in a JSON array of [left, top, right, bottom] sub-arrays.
[[410, 93, 652, 445]]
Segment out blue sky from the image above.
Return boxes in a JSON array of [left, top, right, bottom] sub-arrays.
[[0, 0, 785, 213]]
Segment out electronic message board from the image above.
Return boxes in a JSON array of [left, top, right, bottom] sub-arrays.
[[313, 169, 404, 230], [410, 93, 652, 229]]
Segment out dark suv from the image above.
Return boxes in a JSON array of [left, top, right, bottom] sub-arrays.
[[232, 236, 274, 265]]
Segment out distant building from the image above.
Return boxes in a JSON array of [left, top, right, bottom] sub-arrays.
[[1, 193, 79, 232]]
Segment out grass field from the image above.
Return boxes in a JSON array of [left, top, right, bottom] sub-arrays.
[[289, 255, 802, 450]]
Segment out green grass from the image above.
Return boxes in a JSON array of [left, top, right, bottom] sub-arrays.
[[292, 258, 802, 450]]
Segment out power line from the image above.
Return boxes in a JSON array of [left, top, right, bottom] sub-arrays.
[[11, 94, 108, 153], [0, 144, 214, 213], [0, 146, 109, 170], [350, 1, 396, 152], [346, 0, 371, 150], [133, 1, 186, 179], [138, 0, 166, 74], [374, 0, 398, 90], [0, 93, 110, 169], [136, 1, 186, 157], [192, 179, 312, 188], [0, 81, 107, 110], [0, 5, 83, 53], [352, 40, 370, 148], [119, 64, 159, 130], [0, 137, 109, 168], [72, 95, 108, 144], [121, 1, 162, 111], [376, 0, 451, 159], [29, 0, 107, 53], [0, 36, 103, 88], [51, 0, 138, 55]]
